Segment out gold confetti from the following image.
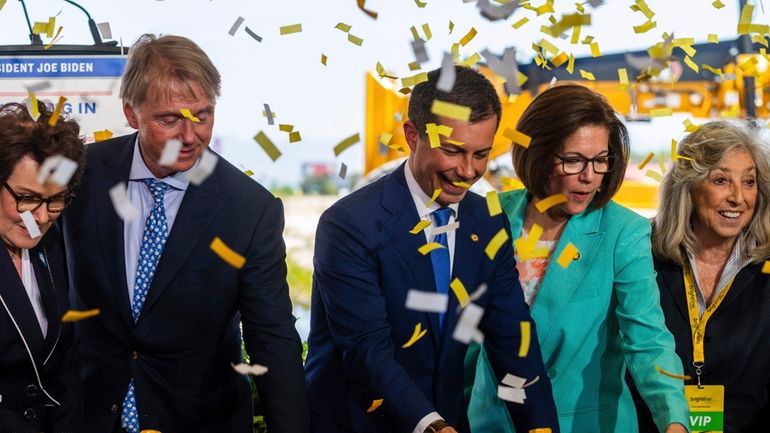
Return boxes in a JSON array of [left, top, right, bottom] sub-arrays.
[[638, 152, 654, 170], [279, 24, 302, 35], [485, 228, 510, 260], [431, 100, 471, 122], [426, 189, 441, 207], [512, 17, 529, 29], [684, 56, 699, 73], [333, 133, 360, 156], [762, 260, 770, 273], [535, 194, 567, 213], [289, 131, 302, 143], [645, 169, 663, 182], [656, 365, 692, 381], [254, 131, 281, 161], [426, 123, 453, 148], [410, 220, 432, 235], [452, 181, 471, 189], [180, 108, 200, 123], [414, 0, 427, 7], [556, 243, 579, 268], [702, 64, 722, 75], [566, 54, 575, 74], [618, 68, 629, 88], [418, 242, 445, 255], [48, 96, 67, 127], [707, 34, 719, 43], [244, 170, 254, 176], [210, 237, 246, 269], [367, 399, 384, 413], [485, 191, 502, 217], [93, 129, 113, 142], [61, 309, 100, 322], [633, 19, 656, 33], [459, 27, 477, 46], [450, 278, 470, 308], [402, 323, 428, 348], [401, 72, 429, 87], [503, 128, 532, 148], [712, 0, 724, 8], [356, 0, 378, 19], [379, 132, 393, 146], [335, 22, 352, 32], [321, 54, 328, 65], [683, 119, 700, 133], [552, 52, 569, 67], [579, 69, 595, 80], [590, 42, 601, 57], [347, 33, 364, 46], [422, 23, 432, 40], [279, 124, 294, 132], [519, 321, 531, 357], [650, 107, 672, 117]]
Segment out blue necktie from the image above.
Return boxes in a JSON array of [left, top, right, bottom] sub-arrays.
[[122, 179, 170, 433], [430, 208, 452, 330]]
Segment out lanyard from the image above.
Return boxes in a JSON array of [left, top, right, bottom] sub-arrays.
[[682, 263, 733, 386]]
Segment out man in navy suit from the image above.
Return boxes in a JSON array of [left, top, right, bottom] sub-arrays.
[[63, 34, 309, 433], [305, 66, 559, 433]]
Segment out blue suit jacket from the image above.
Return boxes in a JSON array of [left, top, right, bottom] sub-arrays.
[[466, 189, 689, 433], [305, 164, 559, 433]]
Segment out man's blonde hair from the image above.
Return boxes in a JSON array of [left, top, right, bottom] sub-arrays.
[[120, 34, 221, 107]]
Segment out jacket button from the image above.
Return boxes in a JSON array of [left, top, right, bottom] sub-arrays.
[[132, 351, 139, 360], [26, 384, 38, 397], [23, 408, 36, 420], [111, 403, 119, 413]]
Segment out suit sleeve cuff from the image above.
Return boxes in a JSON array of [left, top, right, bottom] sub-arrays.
[[414, 412, 442, 433]]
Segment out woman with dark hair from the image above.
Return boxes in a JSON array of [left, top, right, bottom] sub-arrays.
[[633, 121, 770, 432], [0, 100, 85, 432], [465, 84, 688, 433]]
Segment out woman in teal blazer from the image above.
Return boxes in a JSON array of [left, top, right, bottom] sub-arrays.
[[465, 84, 689, 433]]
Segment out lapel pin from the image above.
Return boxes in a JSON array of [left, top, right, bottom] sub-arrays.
[[470, 234, 479, 242], [573, 252, 581, 260]]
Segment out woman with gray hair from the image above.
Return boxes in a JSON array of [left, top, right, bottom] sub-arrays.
[[634, 120, 770, 432]]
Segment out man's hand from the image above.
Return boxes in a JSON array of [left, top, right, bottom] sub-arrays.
[[665, 423, 688, 433]]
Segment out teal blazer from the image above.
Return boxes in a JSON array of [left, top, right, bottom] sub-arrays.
[[465, 189, 689, 433]]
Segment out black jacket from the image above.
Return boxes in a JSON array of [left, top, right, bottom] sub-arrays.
[[0, 224, 82, 433], [633, 258, 770, 433]]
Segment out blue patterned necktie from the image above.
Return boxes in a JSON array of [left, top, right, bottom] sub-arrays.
[[122, 179, 170, 433], [430, 207, 452, 330]]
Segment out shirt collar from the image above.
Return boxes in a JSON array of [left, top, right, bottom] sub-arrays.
[[128, 136, 189, 191], [404, 161, 459, 219]]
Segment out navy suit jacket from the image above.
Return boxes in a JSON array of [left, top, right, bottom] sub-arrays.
[[62, 133, 309, 433], [0, 225, 82, 433], [304, 164, 559, 433]]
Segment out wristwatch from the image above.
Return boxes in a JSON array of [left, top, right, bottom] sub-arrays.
[[424, 419, 450, 433]]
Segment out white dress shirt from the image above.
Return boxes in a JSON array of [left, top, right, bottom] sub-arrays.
[[124, 138, 189, 304], [404, 163, 459, 433], [21, 248, 47, 337]]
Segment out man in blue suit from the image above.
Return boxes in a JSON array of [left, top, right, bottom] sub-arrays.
[[63, 34, 309, 433], [305, 66, 559, 433]]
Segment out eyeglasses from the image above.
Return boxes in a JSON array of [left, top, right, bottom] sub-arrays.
[[555, 154, 617, 175], [3, 182, 73, 213]]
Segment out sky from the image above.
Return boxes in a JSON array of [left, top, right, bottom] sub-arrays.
[[0, 0, 759, 186]]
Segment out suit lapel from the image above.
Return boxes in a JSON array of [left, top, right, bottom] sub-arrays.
[[0, 247, 45, 371], [95, 134, 135, 328], [717, 263, 759, 313], [527, 204, 604, 360], [31, 246, 61, 359], [380, 164, 443, 349], [137, 160, 225, 321]]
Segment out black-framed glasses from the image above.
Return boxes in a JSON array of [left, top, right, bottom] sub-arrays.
[[555, 154, 617, 175], [3, 182, 73, 213]]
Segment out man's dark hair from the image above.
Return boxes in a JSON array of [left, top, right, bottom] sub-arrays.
[[408, 66, 502, 137]]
